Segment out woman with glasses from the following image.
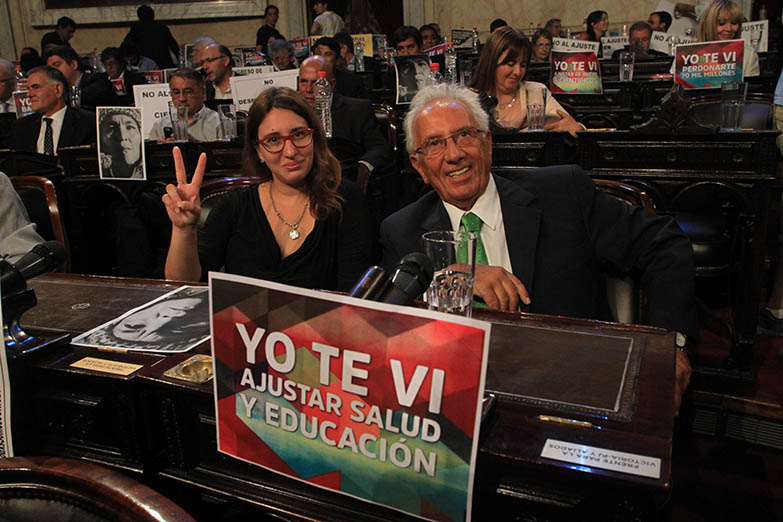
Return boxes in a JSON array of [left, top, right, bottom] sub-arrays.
[[531, 30, 553, 63], [468, 26, 582, 136], [162, 87, 373, 291]]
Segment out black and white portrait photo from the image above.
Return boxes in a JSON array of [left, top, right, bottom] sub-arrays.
[[97, 107, 146, 180], [395, 55, 431, 104], [72, 286, 210, 353]]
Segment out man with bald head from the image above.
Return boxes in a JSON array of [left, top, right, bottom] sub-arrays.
[[298, 56, 393, 189], [0, 59, 16, 113]]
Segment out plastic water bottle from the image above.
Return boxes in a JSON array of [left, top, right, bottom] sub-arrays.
[[354, 39, 365, 72], [428, 63, 443, 85], [314, 70, 333, 138], [471, 27, 480, 53], [444, 41, 457, 84]]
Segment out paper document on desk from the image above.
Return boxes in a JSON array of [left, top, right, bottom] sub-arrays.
[[72, 285, 210, 353], [210, 272, 491, 522]]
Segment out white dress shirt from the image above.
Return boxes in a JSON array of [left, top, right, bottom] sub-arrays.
[[36, 105, 67, 154], [0, 100, 14, 114], [442, 175, 513, 273]]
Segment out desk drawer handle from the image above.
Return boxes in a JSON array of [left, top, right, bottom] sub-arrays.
[[215, 157, 225, 167], [603, 151, 615, 161], [732, 153, 744, 164], [667, 152, 677, 163], [159, 158, 170, 168], [525, 152, 538, 162]]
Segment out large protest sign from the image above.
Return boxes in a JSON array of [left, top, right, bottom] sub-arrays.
[[552, 37, 600, 55], [230, 69, 299, 112], [550, 50, 602, 94], [210, 273, 491, 522], [674, 39, 744, 89], [133, 83, 171, 139], [234, 65, 275, 76]]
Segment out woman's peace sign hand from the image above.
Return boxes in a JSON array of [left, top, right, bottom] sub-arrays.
[[162, 146, 207, 229]]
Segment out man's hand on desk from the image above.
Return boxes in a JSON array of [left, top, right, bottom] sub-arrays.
[[473, 265, 531, 312], [674, 349, 692, 416]]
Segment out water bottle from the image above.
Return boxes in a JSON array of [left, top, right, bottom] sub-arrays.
[[471, 27, 480, 53], [314, 71, 333, 138], [428, 63, 443, 85], [354, 39, 365, 72], [444, 41, 457, 84]]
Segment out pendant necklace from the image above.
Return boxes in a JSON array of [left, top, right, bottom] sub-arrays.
[[498, 93, 517, 110], [269, 187, 309, 240]]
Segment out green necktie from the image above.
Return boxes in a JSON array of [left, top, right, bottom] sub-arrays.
[[460, 212, 488, 265]]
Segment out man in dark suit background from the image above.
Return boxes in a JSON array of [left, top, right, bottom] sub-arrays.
[[123, 5, 179, 70], [380, 83, 696, 412], [45, 46, 118, 110], [312, 37, 368, 99], [10, 66, 95, 153], [41, 16, 76, 55], [100, 46, 149, 106], [298, 56, 394, 189]]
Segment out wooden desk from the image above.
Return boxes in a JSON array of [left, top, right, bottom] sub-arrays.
[[10, 273, 677, 521]]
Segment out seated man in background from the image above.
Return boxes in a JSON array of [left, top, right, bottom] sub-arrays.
[[298, 56, 394, 189], [333, 32, 358, 71], [611, 22, 669, 59], [10, 66, 95, 153], [648, 11, 672, 32], [148, 68, 220, 142], [380, 84, 696, 412], [392, 25, 423, 56], [41, 16, 76, 55], [200, 43, 236, 100], [45, 45, 118, 110], [0, 172, 46, 264], [189, 37, 216, 68], [0, 59, 16, 113], [100, 46, 148, 106], [313, 36, 368, 99], [120, 40, 159, 72], [268, 39, 297, 71]]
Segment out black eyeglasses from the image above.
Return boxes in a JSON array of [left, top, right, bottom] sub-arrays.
[[258, 128, 314, 152], [202, 55, 228, 64], [415, 128, 485, 157]]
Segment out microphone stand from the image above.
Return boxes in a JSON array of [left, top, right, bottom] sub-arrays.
[[1, 260, 69, 357]]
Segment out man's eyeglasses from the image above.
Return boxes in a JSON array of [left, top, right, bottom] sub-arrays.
[[202, 55, 228, 64], [258, 128, 314, 153], [171, 88, 197, 97], [415, 127, 485, 157]]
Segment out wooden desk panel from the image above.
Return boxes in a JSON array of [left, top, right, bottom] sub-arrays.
[[12, 274, 676, 521]]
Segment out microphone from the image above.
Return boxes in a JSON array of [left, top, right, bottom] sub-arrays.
[[377, 252, 434, 306], [348, 266, 390, 301], [1, 241, 67, 293]]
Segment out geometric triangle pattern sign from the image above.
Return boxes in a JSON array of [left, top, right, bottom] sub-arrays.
[[210, 272, 491, 522]]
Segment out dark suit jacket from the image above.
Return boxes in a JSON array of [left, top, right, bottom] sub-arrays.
[[331, 94, 394, 171], [78, 71, 120, 110], [335, 68, 368, 99], [380, 166, 697, 337], [124, 22, 179, 69], [10, 107, 96, 152]]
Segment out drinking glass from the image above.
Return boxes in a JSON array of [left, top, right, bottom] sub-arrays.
[[422, 230, 476, 317], [70, 85, 81, 109], [169, 101, 189, 142], [619, 51, 634, 82], [218, 104, 237, 141], [526, 85, 547, 131], [720, 81, 747, 131]]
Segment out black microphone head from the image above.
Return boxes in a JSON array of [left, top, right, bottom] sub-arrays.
[[399, 252, 434, 287], [36, 241, 68, 268], [14, 240, 67, 281]]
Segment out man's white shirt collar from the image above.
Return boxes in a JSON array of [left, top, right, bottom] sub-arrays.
[[442, 175, 502, 233]]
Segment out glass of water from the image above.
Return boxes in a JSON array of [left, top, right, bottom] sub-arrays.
[[619, 51, 634, 82], [168, 101, 189, 142], [422, 230, 476, 317], [526, 85, 547, 131], [720, 81, 747, 131], [218, 104, 237, 141]]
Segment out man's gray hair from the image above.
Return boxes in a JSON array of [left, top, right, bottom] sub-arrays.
[[403, 84, 489, 154], [268, 38, 295, 59]]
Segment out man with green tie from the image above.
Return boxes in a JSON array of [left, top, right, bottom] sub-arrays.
[[379, 83, 696, 409]]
